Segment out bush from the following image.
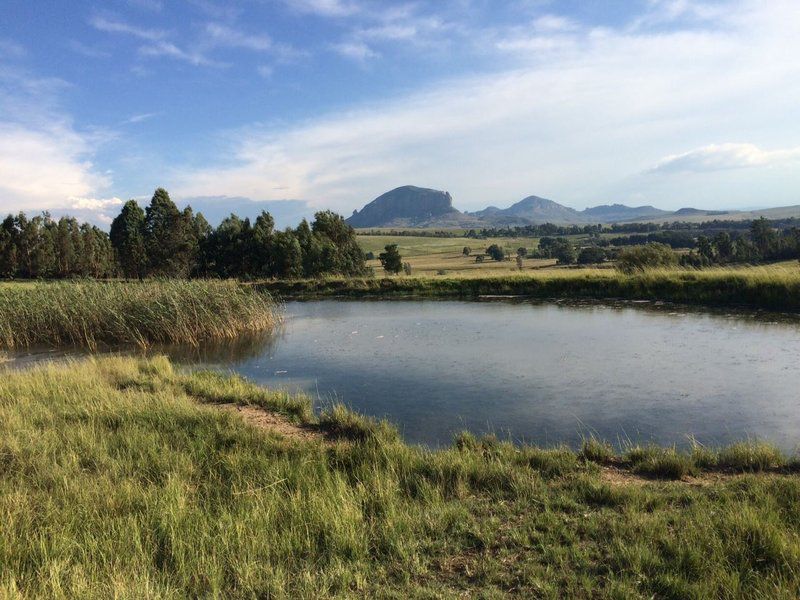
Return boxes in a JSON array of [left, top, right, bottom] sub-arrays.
[[486, 244, 505, 261], [616, 243, 678, 274]]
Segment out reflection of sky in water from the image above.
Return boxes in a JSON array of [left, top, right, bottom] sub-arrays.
[[199, 300, 800, 450], [7, 299, 800, 450]]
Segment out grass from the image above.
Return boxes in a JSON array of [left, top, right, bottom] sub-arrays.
[[0, 280, 279, 350], [3, 355, 800, 597], [258, 262, 800, 311]]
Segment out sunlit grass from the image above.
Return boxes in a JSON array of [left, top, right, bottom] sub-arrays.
[[0, 280, 279, 350], [3, 356, 800, 597]]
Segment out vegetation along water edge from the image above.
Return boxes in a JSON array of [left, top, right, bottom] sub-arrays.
[[0, 279, 279, 350], [1, 355, 799, 598], [256, 265, 800, 311]]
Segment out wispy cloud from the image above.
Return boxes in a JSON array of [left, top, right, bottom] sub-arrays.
[[0, 39, 25, 58], [204, 23, 273, 51], [649, 143, 800, 173], [172, 0, 800, 211], [68, 40, 111, 59], [138, 41, 225, 67], [89, 15, 167, 41], [122, 112, 162, 125], [282, 0, 361, 18], [332, 41, 379, 62]]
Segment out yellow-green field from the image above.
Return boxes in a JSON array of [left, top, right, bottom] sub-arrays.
[[357, 234, 573, 275]]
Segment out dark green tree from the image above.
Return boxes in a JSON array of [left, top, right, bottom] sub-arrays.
[[110, 200, 147, 278], [143, 188, 192, 277], [486, 244, 505, 261], [379, 244, 403, 273]]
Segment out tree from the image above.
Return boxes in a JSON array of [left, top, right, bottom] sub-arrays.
[[750, 217, 776, 257], [143, 188, 193, 277], [577, 246, 606, 265], [486, 244, 505, 261], [379, 244, 403, 273], [517, 247, 527, 258], [0, 215, 18, 278], [110, 200, 147, 278], [550, 239, 576, 265]]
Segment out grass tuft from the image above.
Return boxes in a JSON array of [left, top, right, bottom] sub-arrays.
[[0, 280, 279, 350]]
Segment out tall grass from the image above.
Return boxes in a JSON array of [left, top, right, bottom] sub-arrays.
[[2, 356, 800, 597], [257, 263, 800, 310], [0, 280, 279, 350]]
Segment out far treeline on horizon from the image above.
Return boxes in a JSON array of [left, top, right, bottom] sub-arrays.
[[1, 185, 800, 280]]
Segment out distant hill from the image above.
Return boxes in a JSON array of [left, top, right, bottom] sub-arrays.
[[346, 186, 481, 228], [582, 204, 669, 222], [471, 195, 583, 223], [346, 186, 800, 229]]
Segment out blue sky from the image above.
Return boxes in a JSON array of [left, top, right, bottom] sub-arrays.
[[1, 0, 799, 224]]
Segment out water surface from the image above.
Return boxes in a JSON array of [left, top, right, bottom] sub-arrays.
[[198, 300, 800, 450]]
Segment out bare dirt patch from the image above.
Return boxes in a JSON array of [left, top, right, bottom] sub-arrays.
[[216, 403, 321, 442]]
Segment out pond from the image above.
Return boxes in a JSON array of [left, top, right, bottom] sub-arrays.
[[198, 299, 800, 450]]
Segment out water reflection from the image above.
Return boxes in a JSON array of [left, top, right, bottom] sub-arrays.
[[5, 299, 800, 451]]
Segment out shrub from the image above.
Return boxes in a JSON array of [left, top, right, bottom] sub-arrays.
[[616, 243, 678, 274]]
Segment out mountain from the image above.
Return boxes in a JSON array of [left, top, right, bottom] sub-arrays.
[[582, 204, 669, 222], [346, 186, 478, 228], [345, 186, 800, 229], [471, 195, 584, 223]]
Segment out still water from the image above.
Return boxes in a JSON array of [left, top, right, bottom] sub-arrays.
[[200, 300, 800, 449]]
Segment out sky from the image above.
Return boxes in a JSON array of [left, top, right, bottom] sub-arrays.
[[1, 0, 800, 225]]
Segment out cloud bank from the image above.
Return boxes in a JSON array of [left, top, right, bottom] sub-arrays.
[[172, 0, 800, 211]]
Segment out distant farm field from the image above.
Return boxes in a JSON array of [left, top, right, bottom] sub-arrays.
[[356, 233, 602, 275]]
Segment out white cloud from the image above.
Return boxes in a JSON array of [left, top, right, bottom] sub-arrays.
[[0, 65, 111, 214], [122, 112, 161, 124], [68, 196, 124, 211], [89, 15, 167, 41], [0, 123, 111, 211], [332, 41, 379, 61], [138, 41, 224, 67], [649, 143, 800, 173], [172, 0, 800, 211], [282, 0, 361, 17], [204, 23, 272, 51]]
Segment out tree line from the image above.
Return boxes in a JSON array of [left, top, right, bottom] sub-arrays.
[[0, 189, 366, 280]]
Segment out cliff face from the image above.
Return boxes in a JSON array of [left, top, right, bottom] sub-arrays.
[[346, 186, 460, 227]]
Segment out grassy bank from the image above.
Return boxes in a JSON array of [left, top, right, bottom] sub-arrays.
[[2, 356, 800, 598], [257, 264, 800, 311], [0, 280, 279, 350]]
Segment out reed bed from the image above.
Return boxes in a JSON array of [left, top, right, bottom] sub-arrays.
[[0, 280, 279, 350], [258, 263, 800, 310], [2, 356, 800, 598]]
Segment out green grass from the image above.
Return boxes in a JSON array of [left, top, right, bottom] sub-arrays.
[[3, 356, 800, 598], [0, 280, 279, 350], [257, 263, 800, 311]]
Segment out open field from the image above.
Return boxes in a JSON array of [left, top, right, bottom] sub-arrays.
[[1, 355, 800, 598], [357, 234, 585, 275], [0, 280, 278, 350], [356, 234, 544, 257], [258, 263, 800, 311]]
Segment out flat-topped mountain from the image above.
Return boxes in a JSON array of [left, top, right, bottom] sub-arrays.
[[346, 186, 473, 228]]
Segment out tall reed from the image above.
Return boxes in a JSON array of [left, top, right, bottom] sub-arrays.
[[0, 280, 280, 350]]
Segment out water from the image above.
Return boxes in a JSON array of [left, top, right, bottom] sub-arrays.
[[198, 300, 800, 450], [6, 299, 800, 450]]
